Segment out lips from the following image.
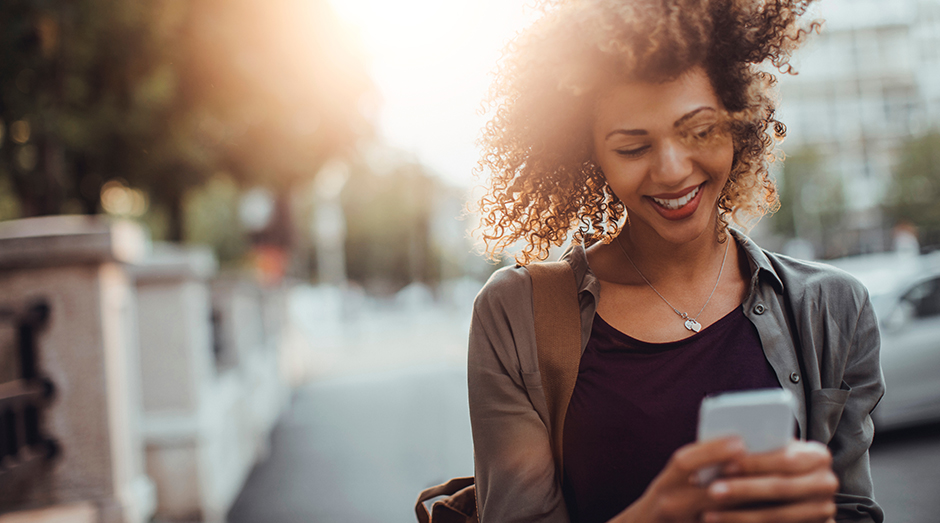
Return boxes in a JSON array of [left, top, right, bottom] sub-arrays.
[[651, 184, 701, 209], [646, 182, 706, 220]]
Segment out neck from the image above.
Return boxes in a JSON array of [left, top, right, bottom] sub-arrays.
[[617, 222, 728, 284]]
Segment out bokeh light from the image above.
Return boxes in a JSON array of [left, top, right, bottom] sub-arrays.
[[10, 119, 30, 144], [101, 180, 149, 217], [15, 145, 37, 171]]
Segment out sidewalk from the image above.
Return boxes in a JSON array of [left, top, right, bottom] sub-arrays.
[[226, 364, 473, 523], [228, 290, 478, 523]]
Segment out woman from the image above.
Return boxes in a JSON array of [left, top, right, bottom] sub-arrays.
[[468, 1, 884, 522]]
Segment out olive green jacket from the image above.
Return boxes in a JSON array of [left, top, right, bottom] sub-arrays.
[[468, 229, 885, 523]]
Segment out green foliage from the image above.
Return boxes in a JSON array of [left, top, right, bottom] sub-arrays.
[[0, 0, 191, 217], [772, 146, 844, 241], [0, 0, 373, 248], [0, 168, 22, 221], [183, 174, 249, 265], [342, 162, 441, 292], [885, 131, 940, 244]]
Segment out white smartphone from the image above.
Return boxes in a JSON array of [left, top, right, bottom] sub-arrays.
[[696, 388, 797, 484]]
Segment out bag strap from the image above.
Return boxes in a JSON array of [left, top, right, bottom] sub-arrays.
[[415, 476, 475, 523], [527, 260, 582, 478], [413, 262, 581, 523]]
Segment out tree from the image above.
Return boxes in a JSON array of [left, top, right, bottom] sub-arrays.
[[771, 145, 845, 254], [885, 131, 940, 248], [178, 0, 374, 251], [0, 0, 373, 243], [342, 160, 441, 293], [0, 0, 159, 216]]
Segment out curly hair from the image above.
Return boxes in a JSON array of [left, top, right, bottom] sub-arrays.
[[474, 0, 821, 264]]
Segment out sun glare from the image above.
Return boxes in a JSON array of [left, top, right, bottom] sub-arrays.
[[329, 0, 536, 186]]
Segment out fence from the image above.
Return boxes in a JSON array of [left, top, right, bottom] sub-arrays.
[[0, 301, 57, 494]]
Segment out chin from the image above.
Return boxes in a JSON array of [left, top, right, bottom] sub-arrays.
[[632, 204, 720, 246], [655, 224, 714, 246]]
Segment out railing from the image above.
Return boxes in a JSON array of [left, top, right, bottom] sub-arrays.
[[0, 301, 58, 487]]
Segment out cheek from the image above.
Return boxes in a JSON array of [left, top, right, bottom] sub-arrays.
[[598, 161, 644, 203]]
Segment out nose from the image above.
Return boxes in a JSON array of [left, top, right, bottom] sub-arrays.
[[651, 139, 694, 187]]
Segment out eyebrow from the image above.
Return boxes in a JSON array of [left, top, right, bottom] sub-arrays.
[[673, 106, 715, 128], [604, 106, 716, 141]]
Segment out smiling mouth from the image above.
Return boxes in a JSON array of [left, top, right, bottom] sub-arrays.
[[651, 184, 702, 210]]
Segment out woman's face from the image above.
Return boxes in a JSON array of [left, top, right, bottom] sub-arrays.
[[592, 67, 734, 246]]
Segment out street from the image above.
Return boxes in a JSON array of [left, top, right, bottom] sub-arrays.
[[869, 422, 940, 522]]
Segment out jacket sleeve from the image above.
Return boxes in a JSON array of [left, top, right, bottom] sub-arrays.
[[468, 268, 570, 523], [830, 296, 885, 523]]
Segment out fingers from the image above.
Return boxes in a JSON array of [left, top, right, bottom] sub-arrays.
[[641, 440, 837, 523], [699, 441, 838, 523], [708, 469, 839, 506], [701, 498, 837, 523], [658, 437, 746, 486], [630, 438, 746, 522], [643, 484, 714, 521], [723, 440, 832, 477]]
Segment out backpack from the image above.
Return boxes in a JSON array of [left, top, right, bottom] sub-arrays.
[[414, 261, 582, 523]]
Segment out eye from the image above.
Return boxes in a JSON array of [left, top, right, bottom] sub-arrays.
[[615, 145, 650, 158], [692, 124, 717, 139]]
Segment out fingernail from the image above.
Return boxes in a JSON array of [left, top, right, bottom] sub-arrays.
[[709, 481, 729, 498], [725, 438, 745, 451]]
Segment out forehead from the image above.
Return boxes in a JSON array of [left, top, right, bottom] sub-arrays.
[[593, 68, 722, 131]]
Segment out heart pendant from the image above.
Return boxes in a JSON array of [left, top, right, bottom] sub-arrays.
[[684, 319, 702, 333]]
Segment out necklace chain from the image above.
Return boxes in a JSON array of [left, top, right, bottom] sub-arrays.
[[615, 237, 729, 331]]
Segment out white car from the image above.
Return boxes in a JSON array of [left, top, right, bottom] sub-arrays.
[[826, 251, 940, 431]]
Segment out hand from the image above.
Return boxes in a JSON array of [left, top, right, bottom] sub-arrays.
[[701, 440, 838, 523], [613, 437, 746, 523]]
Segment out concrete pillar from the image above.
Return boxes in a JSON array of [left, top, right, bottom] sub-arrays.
[[0, 215, 155, 523], [131, 244, 248, 523], [209, 277, 288, 465]]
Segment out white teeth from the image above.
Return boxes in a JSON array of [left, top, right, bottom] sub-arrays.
[[652, 185, 700, 210]]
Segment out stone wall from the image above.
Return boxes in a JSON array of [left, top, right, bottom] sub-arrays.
[[0, 216, 290, 523], [0, 216, 154, 523]]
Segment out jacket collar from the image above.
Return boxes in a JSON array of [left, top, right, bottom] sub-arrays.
[[561, 227, 784, 297], [560, 242, 599, 304], [729, 228, 784, 293]]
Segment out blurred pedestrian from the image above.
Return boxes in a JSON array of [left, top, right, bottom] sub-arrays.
[[891, 220, 919, 256], [469, 1, 884, 522]]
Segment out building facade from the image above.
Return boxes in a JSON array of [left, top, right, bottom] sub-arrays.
[[775, 0, 940, 254]]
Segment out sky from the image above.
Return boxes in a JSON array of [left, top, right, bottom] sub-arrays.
[[328, 0, 538, 187]]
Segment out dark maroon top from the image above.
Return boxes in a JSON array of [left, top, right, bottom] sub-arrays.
[[561, 306, 781, 523]]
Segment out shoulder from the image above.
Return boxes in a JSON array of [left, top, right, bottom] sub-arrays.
[[762, 249, 871, 307], [735, 230, 869, 305], [764, 251, 870, 322], [469, 264, 541, 379], [470, 264, 536, 349], [473, 244, 591, 313], [473, 264, 533, 315]]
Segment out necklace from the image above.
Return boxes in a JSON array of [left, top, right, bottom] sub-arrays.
[[615, 237, 729, 333]]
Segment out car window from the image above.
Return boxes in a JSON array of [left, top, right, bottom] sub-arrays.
[[902, 278, 940, 318]]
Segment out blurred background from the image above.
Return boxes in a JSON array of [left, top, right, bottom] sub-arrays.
[[0, 0, 938, 522]]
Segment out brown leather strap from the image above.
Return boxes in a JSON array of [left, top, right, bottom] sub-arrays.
[[415, 476, 476, 523], [528, 261, 582, 478]]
